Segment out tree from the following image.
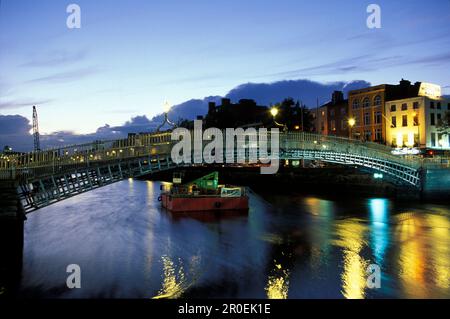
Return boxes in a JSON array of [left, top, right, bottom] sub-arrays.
[[271, 98, 315, 131]]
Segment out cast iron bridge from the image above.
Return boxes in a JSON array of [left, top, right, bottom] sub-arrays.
[[0, 131, 449, 214]]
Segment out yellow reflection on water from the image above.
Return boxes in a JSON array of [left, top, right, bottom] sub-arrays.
[[394, 213, 427, 297], [426, 214, 450, 289], [152, 255, 200, 299], [304, 197, 333, 217], [153, 256, 186, 299], [333, 220, 368, 299], [265, 260, 290, 299]]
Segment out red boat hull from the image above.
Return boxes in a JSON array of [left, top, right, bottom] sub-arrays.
[[161, 194, 249, 212]]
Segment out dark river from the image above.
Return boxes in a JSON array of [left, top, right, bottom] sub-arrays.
[[18, 179, 449, 299]]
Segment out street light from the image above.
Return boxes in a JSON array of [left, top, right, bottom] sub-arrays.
[[270, 107, 287, 132], [270, 107, 279, 117], [348, 118, 356, 139]]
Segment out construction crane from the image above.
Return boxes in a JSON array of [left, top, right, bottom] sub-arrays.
[[32, 105, 41, 152]]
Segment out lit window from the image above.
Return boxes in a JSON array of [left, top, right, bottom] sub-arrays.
[[391, 116, 397, 128]]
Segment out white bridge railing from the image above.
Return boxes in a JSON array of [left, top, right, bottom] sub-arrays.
[[0, 131, 448, 182]]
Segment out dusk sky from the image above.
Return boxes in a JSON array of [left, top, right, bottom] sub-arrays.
[[1, 0, 449, 134]]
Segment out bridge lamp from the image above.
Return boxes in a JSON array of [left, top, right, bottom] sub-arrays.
[[156, 100, 176, 132], [163, 100, 171, 113]]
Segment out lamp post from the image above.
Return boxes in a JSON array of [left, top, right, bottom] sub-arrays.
[[270, 107, 287, 132], [348, 118, 356, 140], [156, 101, 176, 132]]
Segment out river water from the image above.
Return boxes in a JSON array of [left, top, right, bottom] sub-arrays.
[[18, 179, 450, 299]]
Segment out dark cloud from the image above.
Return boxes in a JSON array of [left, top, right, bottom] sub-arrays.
[[225, 79, 370, 106], [0, 115, 33, 151], [0, 115, 31, 135]]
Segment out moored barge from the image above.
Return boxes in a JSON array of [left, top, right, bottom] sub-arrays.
[[160, 172, 249, 213]]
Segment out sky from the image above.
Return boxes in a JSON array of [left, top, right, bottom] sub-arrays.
[[1, 0, 449, 135]]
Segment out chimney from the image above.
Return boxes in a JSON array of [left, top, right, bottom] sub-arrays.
[[332, 91, 344, 104], [221, 98, 231, 107], [399, 78, 411, 87], [208, 102, 216, 113]]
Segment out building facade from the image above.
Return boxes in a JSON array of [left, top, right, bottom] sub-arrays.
[[313, 91, 349, 137], [385, 89, 450, 150], [347, 79, 422, 143]]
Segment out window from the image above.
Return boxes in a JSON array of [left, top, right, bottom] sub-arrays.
[[390, 104, 396, 112], [437, 102, 441, 109], [330, 109, 335, 117], [341, 107, 347, 116], [438, 133, 444, 147], [374, 95, 382, 106], [414, 134, 419, 147], [430, 101, 435, 109], [363, 98, 370, 108], [413, 114, 419, 126], [375, 128, 382, 141], [352, 99, 359, 109], [391, 116, 397, 128], [402, 115, 408, 127], [431, 113, 435, 126], [401, 103, 408, 111], [364, 130, 372, 141], [403, 134, 408, 147], [413, 102, 419, 109], [364, 112, 370, 125], [374, 111, 382, 124], [437, 113, 442, 124], [330, 120, 336, 131], [431, 133, 436, 146], [392, 136, 397, 147]]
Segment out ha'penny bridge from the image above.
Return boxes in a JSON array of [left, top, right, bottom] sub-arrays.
[[0, 131, 449, 218]]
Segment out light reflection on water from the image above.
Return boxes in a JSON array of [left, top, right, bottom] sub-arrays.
[[18, 180, 450, 299]]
